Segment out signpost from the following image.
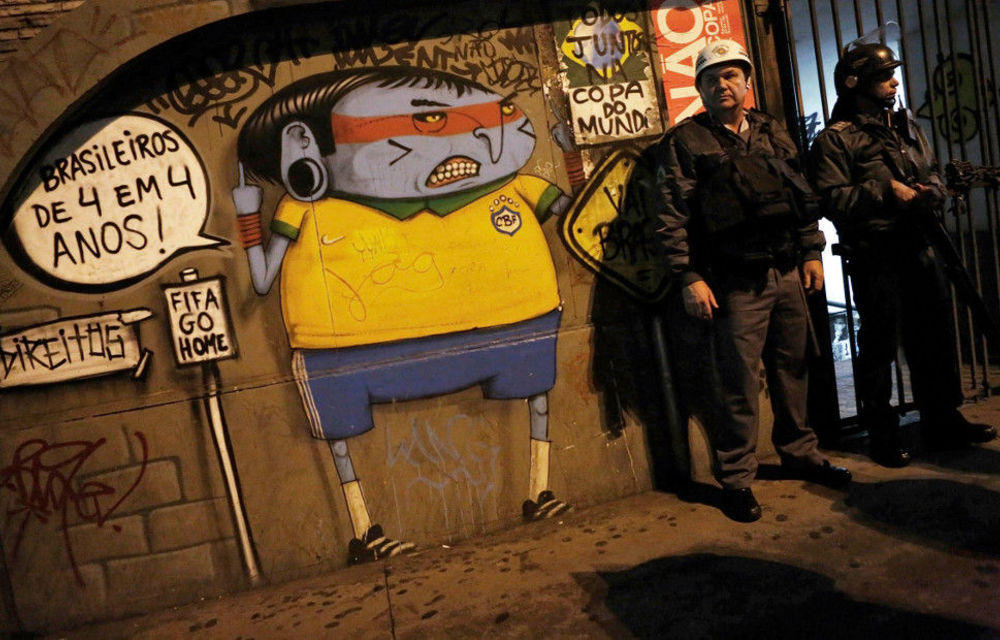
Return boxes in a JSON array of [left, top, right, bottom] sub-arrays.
[[164, 267, 261, 586]]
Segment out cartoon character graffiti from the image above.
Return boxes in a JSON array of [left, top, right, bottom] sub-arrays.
[[232, 66, 573, 563]]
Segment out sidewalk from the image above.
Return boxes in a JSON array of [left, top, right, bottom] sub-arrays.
[[46, 400, 1000, 639]]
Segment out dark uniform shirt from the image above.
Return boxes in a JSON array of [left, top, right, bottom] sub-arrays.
[[808, 107, 945, 250], [654, 109, 825, 286]]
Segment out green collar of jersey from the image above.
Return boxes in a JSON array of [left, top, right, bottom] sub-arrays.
[[332, 175, 515, 220]]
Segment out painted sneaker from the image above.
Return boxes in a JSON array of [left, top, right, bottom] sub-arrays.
[[347, 524, 416, 565], [522, 490, 573, 521]]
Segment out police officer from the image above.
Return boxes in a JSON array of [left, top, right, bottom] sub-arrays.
[[810, 43, 996, 467], [656, 40, 851, 522]]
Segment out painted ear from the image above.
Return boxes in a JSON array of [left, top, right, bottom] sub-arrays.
[[844, 75, 859, 89], [280, 121, 329, 202]]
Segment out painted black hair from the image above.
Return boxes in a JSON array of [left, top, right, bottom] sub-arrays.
[[237, 66, 493, 184]]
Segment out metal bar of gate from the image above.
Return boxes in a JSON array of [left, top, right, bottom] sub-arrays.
[[970, 0, 1000, 370], [782, 0, 810, 150], [830, 0, 845, 55], [874, 0, 885, 42], [894, 0, 915, 109], [939, 0, 981, 394], [954, 0, 992, 393], [917, 0, 965, 382], [808, 0, 830, 122], [975, 0, 1000, 369]]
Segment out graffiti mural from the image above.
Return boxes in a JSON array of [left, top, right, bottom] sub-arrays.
[[232, 64, 573, 562], [917, 53, 997, 144], [0, 0, 675, 628]]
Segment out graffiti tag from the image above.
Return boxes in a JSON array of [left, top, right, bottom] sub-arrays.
[[386, 415, 500, 535], [1, 432, 149, 585], [561, 149, 670, 302], [0, 310, 152, 388], [147, 32, 317, 129]]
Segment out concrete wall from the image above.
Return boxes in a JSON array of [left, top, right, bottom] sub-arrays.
[[0, 0, 759, 633], [0, 0, 84, 63]]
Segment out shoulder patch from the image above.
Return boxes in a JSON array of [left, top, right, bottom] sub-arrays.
[[828, 121, 850, 132]]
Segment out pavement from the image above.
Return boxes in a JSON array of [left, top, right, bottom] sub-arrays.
[[42, 400, 1000, 639]]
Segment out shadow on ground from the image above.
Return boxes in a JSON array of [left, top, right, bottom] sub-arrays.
[[847, 478, 1000, 555], [915, 443, 1000, 475], [575, 553, 999, 639]]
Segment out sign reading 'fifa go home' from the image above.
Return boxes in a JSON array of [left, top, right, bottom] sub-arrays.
[[163, 269, 238, 366]]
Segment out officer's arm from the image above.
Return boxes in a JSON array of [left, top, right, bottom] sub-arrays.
[[809, 132, 892, 226], [655, 134, 703, 286], [767, 122, 826, 260]]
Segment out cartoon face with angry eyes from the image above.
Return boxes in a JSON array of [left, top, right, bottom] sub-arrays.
[[326, 81, 537, 200], [235, 67, 542, 203]]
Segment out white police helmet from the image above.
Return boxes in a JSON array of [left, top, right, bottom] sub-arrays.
[[694, 39, 753, 84]]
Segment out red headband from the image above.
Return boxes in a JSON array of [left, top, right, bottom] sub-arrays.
[[330, 99, 524, 144]]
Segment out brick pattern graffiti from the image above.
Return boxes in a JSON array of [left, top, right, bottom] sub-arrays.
[[1, 431, 149, 585]]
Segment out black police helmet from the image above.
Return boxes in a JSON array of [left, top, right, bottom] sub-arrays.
[[834, 43, 902, 96]]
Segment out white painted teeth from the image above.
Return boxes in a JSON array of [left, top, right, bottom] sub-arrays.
[[429, 160, 480, 185]]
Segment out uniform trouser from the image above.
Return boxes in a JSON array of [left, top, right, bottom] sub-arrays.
[[709, 266, 824, 489], [849, 245, 963, 442]]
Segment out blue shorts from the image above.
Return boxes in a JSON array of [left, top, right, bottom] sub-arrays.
[[293, 310, 561, 440]]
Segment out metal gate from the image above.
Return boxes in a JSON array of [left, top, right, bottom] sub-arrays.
[[774, 0, 1000, 432]]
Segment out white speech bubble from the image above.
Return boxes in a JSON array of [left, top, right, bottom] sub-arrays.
[[10, 114, 221, 290]]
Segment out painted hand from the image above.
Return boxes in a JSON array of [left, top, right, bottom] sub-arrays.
[[232, 161, 262, 215]]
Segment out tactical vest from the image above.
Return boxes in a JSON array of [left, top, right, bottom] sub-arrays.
[[690, 115, 819, 266], [695, 122, 818, 235]]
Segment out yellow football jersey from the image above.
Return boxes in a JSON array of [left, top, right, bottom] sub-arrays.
[[273, 175, 562, 349]]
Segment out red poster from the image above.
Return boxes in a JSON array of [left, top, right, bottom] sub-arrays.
[[650, 0, 756, 125]]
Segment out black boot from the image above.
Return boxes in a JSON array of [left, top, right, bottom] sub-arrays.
[[923, 409, 997, 450], [720, 487, 762, 523], [868, 422, 910, 468]]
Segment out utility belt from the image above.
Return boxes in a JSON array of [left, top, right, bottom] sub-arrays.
[[706, 226, 799, 273]]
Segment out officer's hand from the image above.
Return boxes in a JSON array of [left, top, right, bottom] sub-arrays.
[[800, 259, 824, 293], [233, 161, 262, 215], [911, 183, 945, 207], [890, 179, 920, 207], [683, 281, 718, 320]]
